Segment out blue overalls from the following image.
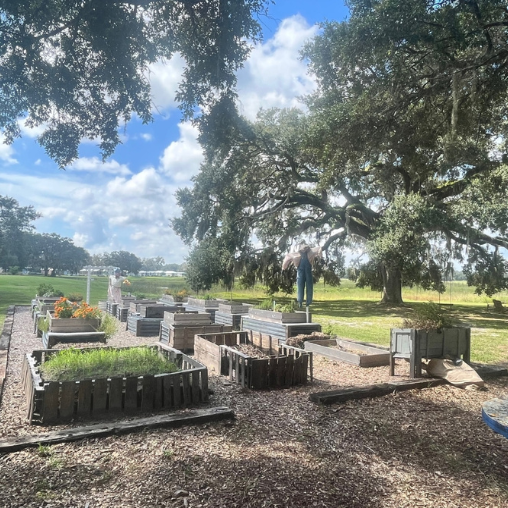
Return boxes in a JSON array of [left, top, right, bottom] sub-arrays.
[[297, 250, 313, 307]]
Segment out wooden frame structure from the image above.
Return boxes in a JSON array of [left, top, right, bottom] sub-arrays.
[[22, 344, 208, 424], [194, 330, 312, 390]]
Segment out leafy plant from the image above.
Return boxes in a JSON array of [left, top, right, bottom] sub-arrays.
[[40, 347, 179, 382], [38, 316, 49, 333], [37, 283, 54, 297], [53, 298, 101, 319], [98, 313, 117, 341], [66, 292, 83, 302], [256, 298, 274, 310], [37, 444, 52, 457], [402, 302, 454, 331]]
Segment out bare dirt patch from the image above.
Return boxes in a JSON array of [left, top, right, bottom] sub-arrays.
[[1, 306, 508, 507]]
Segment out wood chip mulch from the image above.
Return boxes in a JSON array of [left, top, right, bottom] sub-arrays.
[[1, 306, 508, 507]]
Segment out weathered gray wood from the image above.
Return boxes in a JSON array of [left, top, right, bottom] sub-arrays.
[[0, 407, 235, 453], [109, 377, 123, 410], [93, 378, 108, 413], [124, 377, 138, 411], [77, 379, 92, 416], [60, 381, 76, 419], [42, 382, 59, 423], [310, 378, 447, 405]]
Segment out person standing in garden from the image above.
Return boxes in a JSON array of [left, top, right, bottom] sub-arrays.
[[108, 268, 131, 303]]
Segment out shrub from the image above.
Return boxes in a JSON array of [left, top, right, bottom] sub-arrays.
[[37, 283, 54, 297], [402, 302, 453, 331], [98, 313, 117, 341], [66, 293, 83, 302], [8, 266, 20, 275]]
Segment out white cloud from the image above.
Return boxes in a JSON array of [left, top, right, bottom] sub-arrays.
[[159, 122, 203, 182], [141, 133, 152, 141], [0, 135, 18, 165], [68, 157, 132, 176], [148, 54, 186, 113], [237, 15, 318, 119]]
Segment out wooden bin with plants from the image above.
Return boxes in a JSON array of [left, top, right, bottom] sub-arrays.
[[194, 330, 311, 390], [241, 300, 322, 341], [390, 303, 471, 378], [21, 343, 208, 424]]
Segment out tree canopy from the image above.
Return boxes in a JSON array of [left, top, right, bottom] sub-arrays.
[[174, 0, 508, 303], [0, 0, 268, 167]]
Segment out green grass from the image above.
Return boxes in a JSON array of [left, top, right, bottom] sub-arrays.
[[40, 346, 179, 382], [2, 274, 507, 365]]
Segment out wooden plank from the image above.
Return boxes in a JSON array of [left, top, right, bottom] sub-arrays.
[[276, 357, 286, 387], [182, 373, 191, 405], [201, 368, 209, 402], [124, 377, 138, 411], [162, 375, 174, 408], [77, 379, 92, 416], [284, 355, 294, 387], [310, 378, 447, 405], [141, 375, 156, 412], [191, 371, 200, 403], [42, 382, 59, 423], [93, 378, 108, 413], [60, 381, 76, 420], [173, 373, 182, 407], [154, 376, 163, 410], [109, 377, 123, 411], [0, 407, 235, 453]]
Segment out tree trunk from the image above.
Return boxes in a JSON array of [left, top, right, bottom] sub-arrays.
[[380, 264, 403, 304]]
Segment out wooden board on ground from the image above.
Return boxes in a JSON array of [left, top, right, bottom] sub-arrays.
[[0, 407, 234, 453]]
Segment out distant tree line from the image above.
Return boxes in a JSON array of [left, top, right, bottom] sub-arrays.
[[0, 196, 184, 276]]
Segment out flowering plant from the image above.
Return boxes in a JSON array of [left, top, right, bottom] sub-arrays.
[[53, 297, 102, 319]]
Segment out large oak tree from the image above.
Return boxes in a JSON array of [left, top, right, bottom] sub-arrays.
[[0, 0, 268, 166], [174, 0, 508, 303]]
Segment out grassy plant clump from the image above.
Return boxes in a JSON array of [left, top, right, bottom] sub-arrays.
[[256, 299, 297, 312], [98, 313, 117, 340], [257, 298, 274, 310], [40, 347, 179, 382], [66, 292, 83, 302], [402, 302, 454, 331]]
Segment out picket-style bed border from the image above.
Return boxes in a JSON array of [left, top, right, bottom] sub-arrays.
[[194, 330, 312, 389], [22, 344, 208, 424]]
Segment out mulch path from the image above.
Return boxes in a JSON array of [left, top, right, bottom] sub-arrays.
[[1, 306, 508, 507]]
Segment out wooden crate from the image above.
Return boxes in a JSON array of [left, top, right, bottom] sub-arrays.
[[127, 316, 163, 336], [214, 312, 243, 330], [159, 322, 233, 352], [21, 344, 208, 424], [248, 308, 308, 324], [304, 338, 390, 367], [47, 312, 100, 333], [194, 331, 311, 389]]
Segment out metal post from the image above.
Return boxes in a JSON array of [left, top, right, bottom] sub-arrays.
[[86, 266, 91, 304]]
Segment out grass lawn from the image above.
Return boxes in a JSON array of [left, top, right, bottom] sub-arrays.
[[2, 274, 507, 365]]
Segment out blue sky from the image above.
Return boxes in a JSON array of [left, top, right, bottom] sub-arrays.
[[0, 1, 349, 264]]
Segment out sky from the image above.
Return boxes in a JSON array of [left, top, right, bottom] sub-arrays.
[[0, 1, 349, 265]]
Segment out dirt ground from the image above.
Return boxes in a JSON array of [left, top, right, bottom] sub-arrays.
[[1, 306, 508, 508]]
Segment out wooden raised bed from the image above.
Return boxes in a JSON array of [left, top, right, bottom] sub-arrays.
[[116, 306, 129, 322], [194, 330, 311, 389], [241, 316, 322, 341], [248, 308, 308, 324], [42, 331, 106, 349], [139, 304, 182, 318], [127, 316, 163, 336], [159, 321, 233, 352], [390, 327, 471, 378], [106, 302, 118, 316], [21, 344, 208, 424], [304, 338, 390, 367], [215, 303, 251, 330], [47, 312, 100, 333], [158, 294, 188, 304], [128, 300, 158, 313]]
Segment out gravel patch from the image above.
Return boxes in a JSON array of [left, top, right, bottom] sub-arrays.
[[1, 306, 508, 507]]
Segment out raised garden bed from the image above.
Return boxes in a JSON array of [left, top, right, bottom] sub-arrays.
[[159, 321, 233, 352], [241, 316, 322, 341], [47, 312, 100, 333], [138, 304, 183, 318], [128, 300, 158, 313], [116, 306, 129, 322], [215, 303, 251, 330], [304, 338, 390, 367], [127, 316, 163, 336], [42, 331, 106, 349], [194, 330, 311, 389], [106, 302, 118, 316], [248, 308, 308, 324], [390, 327, 471, 378], [21, 344, 208, 424]]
